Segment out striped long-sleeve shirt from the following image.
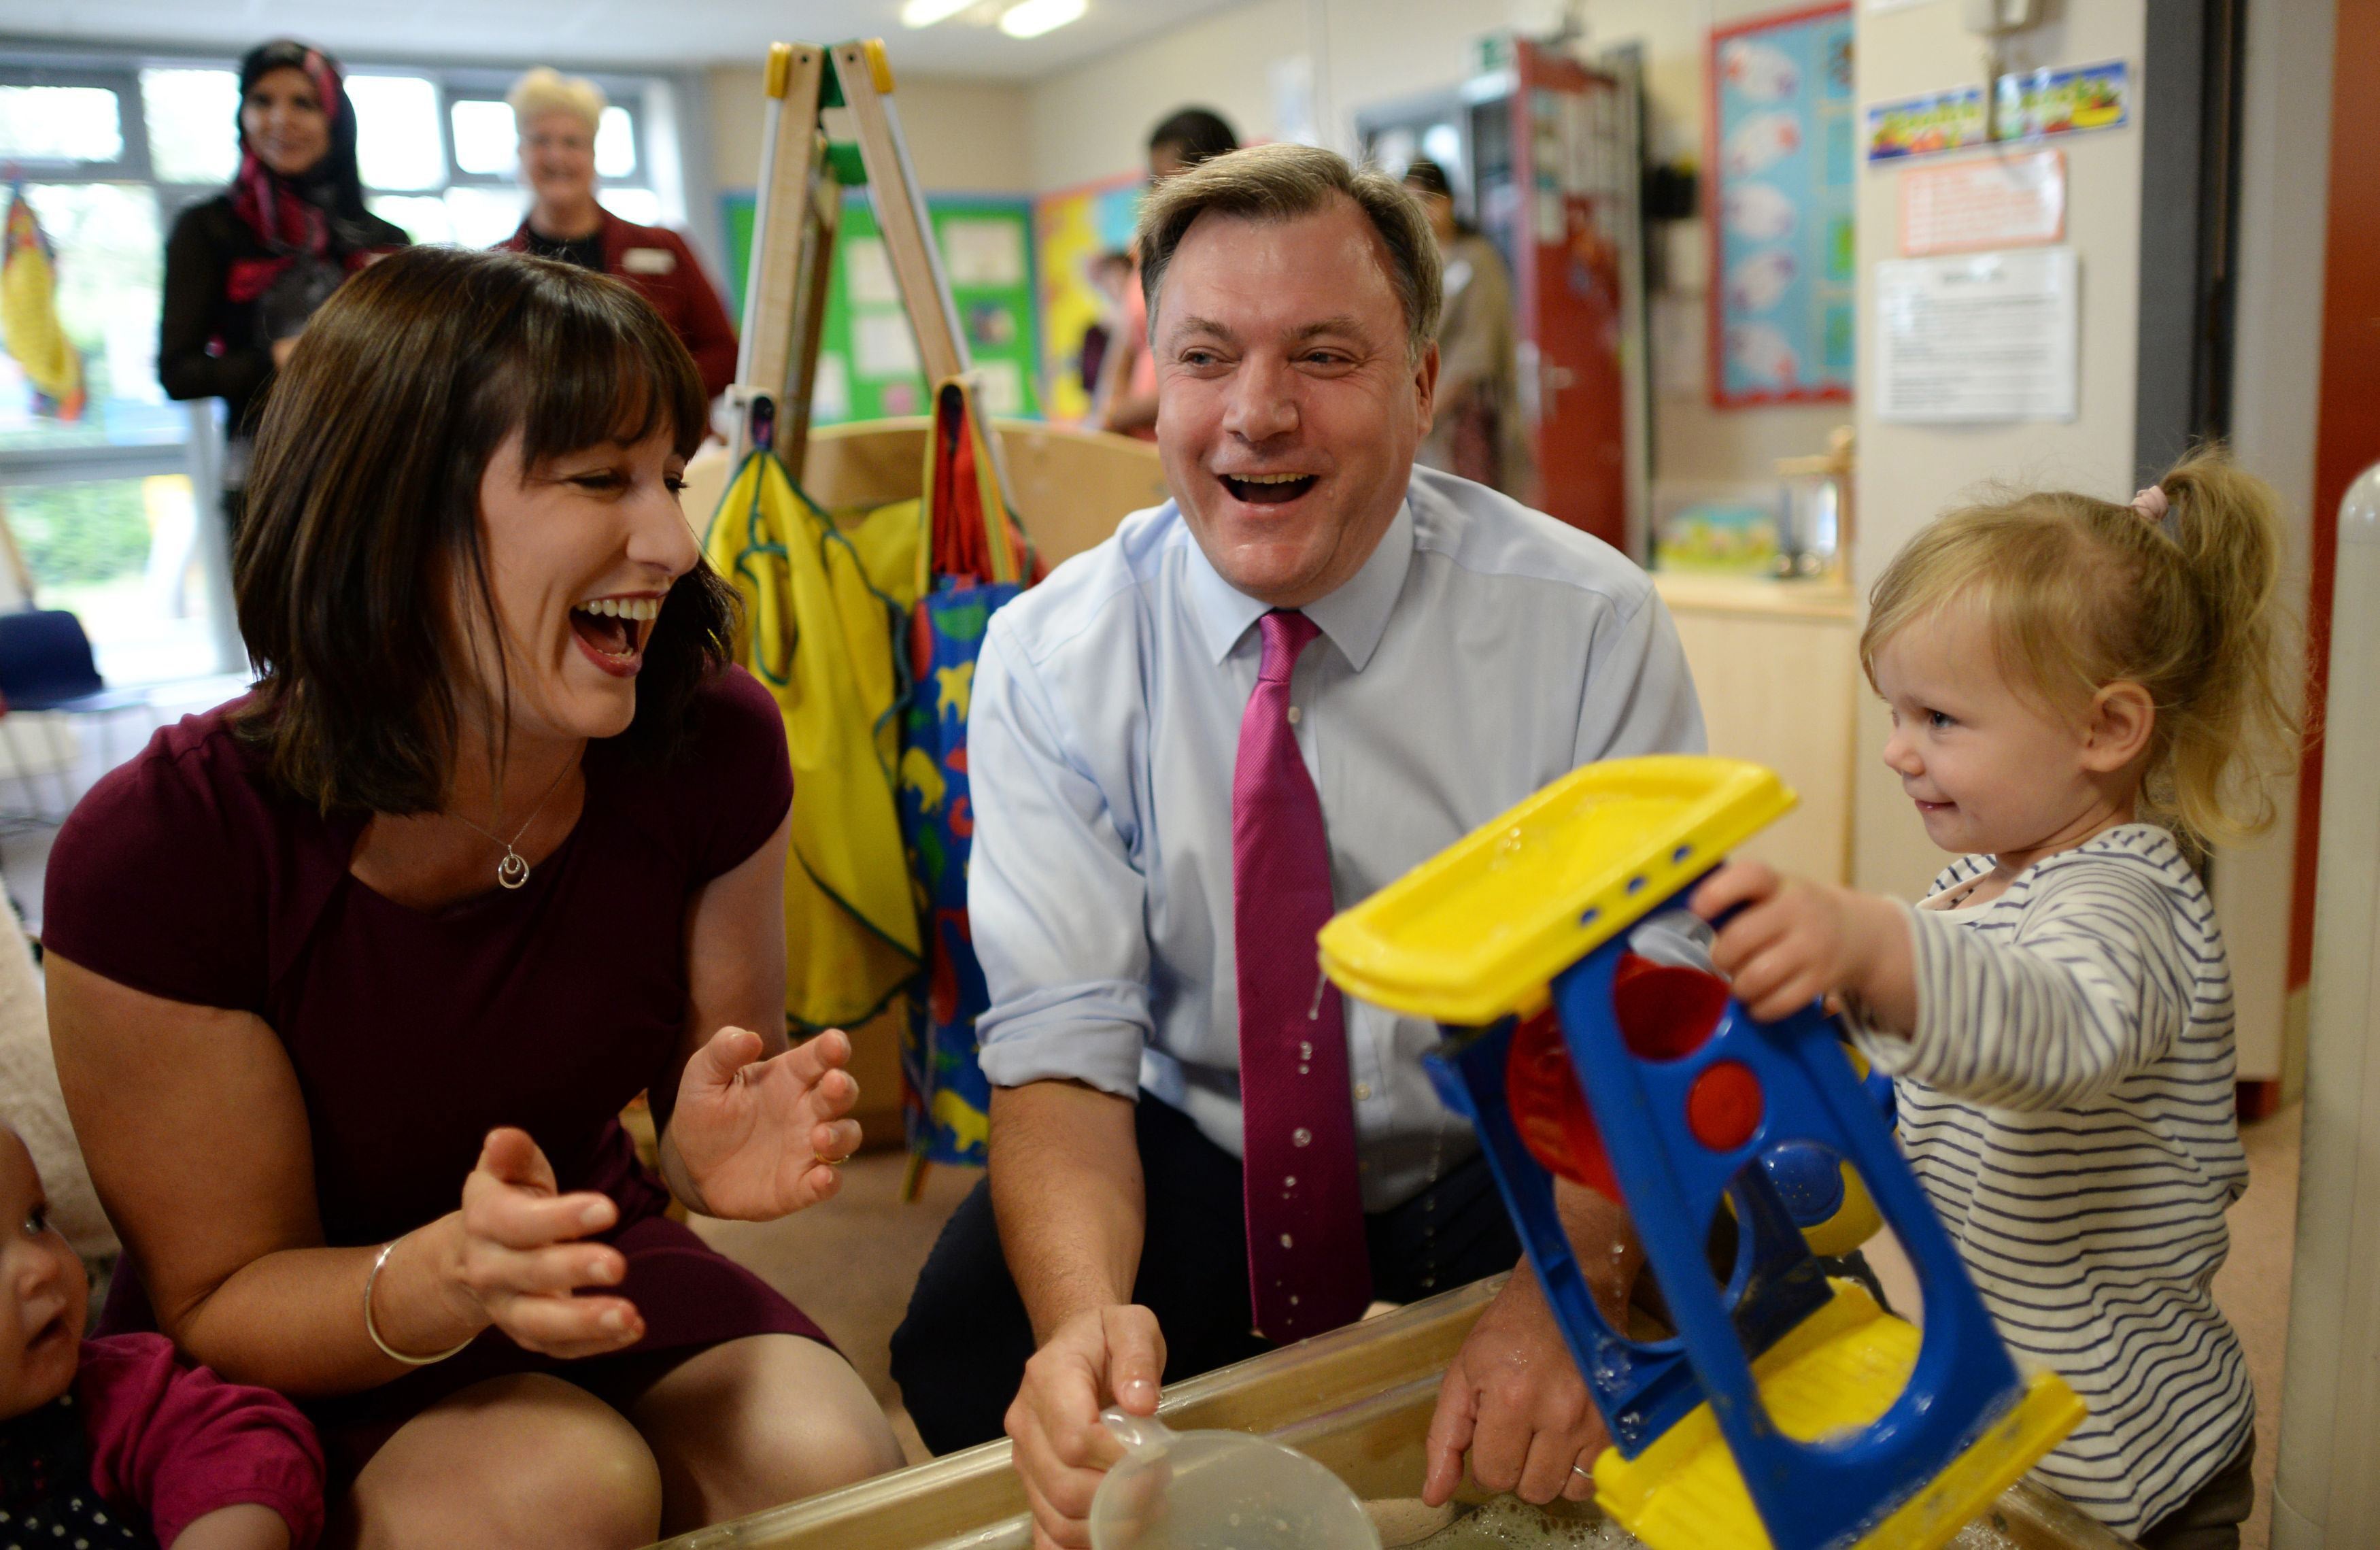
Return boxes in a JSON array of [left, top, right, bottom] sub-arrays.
[[1851, 824, 2252, 1539]]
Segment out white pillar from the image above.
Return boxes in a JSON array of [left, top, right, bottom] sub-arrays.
[[2273, 462, 2380, 1549], [184, 402, 245, 678]]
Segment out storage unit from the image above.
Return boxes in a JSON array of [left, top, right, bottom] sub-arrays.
[[1654, 573, 1860, 886]]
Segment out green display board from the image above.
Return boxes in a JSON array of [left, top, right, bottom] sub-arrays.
[[723, 190, 1041, 424]]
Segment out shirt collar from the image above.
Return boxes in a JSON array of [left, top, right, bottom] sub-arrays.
[[1181, 491, 1416, 673]]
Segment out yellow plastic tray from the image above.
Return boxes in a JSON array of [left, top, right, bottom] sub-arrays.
[[1592, 1282, 2086, 1550], [1317, 756, 1796, 1025]]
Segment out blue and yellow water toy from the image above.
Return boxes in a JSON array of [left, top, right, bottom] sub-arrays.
[[1318, 756, 2083, 1550]]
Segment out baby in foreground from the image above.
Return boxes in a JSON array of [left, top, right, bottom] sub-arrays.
[[0, 1126, 322, 1549], [1692, 452, 2288, 1549]]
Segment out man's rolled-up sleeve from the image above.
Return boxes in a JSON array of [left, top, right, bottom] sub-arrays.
[[1574, 585, 1707, 763], [968, 619, 1151, 1099]]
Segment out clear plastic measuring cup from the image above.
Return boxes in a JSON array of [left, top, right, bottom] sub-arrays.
[[1087, 1408, 1382, 1550]]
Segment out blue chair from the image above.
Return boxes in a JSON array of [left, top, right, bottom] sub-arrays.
[[0, 609, 152, 823]]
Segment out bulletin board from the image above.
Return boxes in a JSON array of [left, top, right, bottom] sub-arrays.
[[1706, 2, 1855, 407], [722, 190, 1043, 425], [1032, 172, 1144, 425]]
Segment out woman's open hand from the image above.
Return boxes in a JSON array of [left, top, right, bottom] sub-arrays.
[[667, 1026, 862, 1221], [453, 1126, 643, 1359]]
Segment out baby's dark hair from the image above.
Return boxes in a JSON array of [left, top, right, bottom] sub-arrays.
[[1862, 448, 2299, 851]]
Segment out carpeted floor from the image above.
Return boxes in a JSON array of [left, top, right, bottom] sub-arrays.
[[690, 1154, 983, 1465]]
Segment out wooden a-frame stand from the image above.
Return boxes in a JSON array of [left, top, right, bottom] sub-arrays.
[[727, 37, 1015, 511]]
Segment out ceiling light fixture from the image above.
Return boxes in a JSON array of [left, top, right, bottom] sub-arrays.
[[901, 0, 975, 27], [998, 0, 1087, 39]]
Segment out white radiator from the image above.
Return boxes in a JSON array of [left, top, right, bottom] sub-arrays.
[[2275, 460, 2380, 1549]]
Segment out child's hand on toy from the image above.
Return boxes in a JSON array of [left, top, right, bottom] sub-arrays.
[[1690, 862, 1917, 1030]]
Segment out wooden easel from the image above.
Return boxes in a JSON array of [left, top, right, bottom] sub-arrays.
[[728, 38, 1015, 510]]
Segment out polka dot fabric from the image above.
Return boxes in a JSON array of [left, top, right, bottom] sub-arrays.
[[0, 1394, 157, 1549]]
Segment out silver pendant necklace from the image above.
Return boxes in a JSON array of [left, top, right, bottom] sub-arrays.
[[448, 758, 577, 890]]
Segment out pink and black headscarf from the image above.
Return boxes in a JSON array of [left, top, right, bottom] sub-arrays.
[[225, 40, 394, 303]]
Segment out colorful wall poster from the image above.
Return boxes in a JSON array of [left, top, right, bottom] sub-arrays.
[[1708, 2, 1856, 406], [1993, 60, 2129, 141], [721, 190, 1042, 426], [1031, 173, 1143, 426], [1866, 61, 2128, 163], [1865, 86, 1988, 161]]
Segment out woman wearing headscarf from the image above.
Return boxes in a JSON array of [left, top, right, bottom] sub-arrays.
[[1403, 157, 1535, 501], [158, 40, 407, 538], [496, 69, 739, 401]]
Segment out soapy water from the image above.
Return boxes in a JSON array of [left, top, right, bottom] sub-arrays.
[[1389, 1496, 2026, 1550], [1399, 1496, 1645, 1549]]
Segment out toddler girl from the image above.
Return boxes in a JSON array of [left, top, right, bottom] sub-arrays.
[[1, 1126, 322, 1549], [1690, 452, 2292, 1550]]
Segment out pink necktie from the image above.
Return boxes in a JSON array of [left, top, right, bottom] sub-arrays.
[[1233, 610, 1372, 1341]]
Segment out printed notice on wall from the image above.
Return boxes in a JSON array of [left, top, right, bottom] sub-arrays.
[[1899, 150, 2066, 256], [1876, 247, 2077, 422]]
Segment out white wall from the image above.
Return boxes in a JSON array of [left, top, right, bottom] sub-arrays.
[[1849, 0, 2149, 898], [1025, 0, 1302, 190], [1025, 0, 1846, 481], [709, 63, 1033, 194]]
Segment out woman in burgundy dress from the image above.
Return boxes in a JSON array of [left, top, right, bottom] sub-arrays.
[[44, 246, 904, 1547]]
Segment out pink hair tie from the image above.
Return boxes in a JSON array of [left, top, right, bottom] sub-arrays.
[[2132, 484, 2178, 539]]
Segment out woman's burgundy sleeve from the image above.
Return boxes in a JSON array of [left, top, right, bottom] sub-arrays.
[[41, 729, 269, 1013], [78, 1334, 326, 1550], [688, 665, 794, 882]]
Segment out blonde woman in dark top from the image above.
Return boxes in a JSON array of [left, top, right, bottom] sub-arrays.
[[494, 69, 738, 401]]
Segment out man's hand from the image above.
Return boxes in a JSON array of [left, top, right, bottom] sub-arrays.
[[1423, 1267, 1608, 1507], [1691, 861, 1916, 1029], [1004, 1304, 1166, 1550]]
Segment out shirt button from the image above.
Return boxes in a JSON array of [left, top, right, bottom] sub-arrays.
[[1355, 1083, 1372, 1100], [1286, 705, 1303, 724]]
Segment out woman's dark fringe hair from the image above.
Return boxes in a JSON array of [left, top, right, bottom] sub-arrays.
[[233, 246, 736, 814]]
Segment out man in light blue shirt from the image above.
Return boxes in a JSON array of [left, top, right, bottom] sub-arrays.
[[890, 144, 1703, 1549]]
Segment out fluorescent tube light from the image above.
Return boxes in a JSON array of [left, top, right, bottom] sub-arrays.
[[902, 0, 974, 27], [998, 0, 1087, 38]]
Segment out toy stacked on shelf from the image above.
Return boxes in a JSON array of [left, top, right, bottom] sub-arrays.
[[1319, 756, 2083, 1550]]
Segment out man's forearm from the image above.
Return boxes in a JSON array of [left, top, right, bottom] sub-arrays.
[[988, 1080, 1147, 1344], [1552, 1181, 1642, 1318]]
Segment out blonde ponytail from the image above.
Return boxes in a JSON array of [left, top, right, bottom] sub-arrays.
[[2145, 450, 2296, 844]]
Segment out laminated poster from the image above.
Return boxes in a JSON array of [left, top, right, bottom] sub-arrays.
[[1865, 88, 1988, 161], [1031, 173, 1144, 425], [721, 190, 1042, 426], [1867, 60, 2130, 163], [1875, 246, 2078, 424], [1993, 61, 2129, 141], [1708, 2, 1856, 407]]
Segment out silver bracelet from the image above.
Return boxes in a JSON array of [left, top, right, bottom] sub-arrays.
[[364, 1237, 475, 1366]]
